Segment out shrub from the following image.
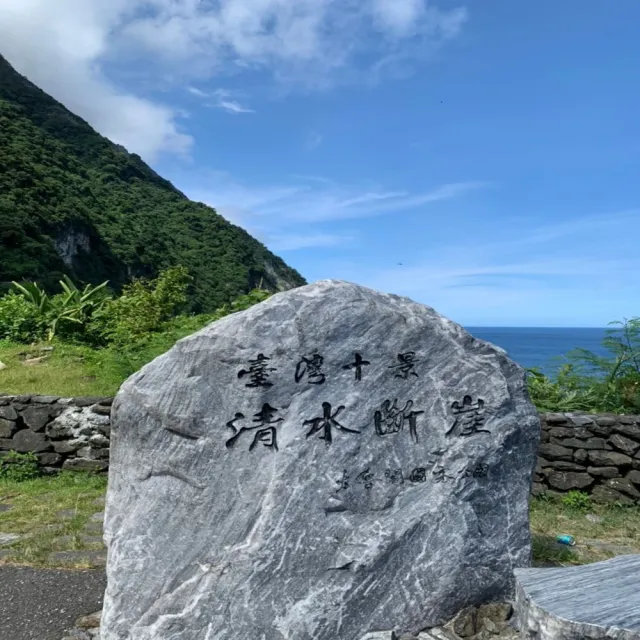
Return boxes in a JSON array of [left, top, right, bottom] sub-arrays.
[[0, 292, 46, 343], [561, 490, 592, 511], [0, 451, 40, 482], [94, 266, 192, 346]]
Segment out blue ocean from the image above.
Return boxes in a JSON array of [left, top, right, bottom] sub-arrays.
[[465, 327, 610, 377]]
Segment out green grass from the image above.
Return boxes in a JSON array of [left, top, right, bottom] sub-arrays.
[[530, 495, 640, 565], [0, 472, 107, 567], [0, 340, 129, 396]]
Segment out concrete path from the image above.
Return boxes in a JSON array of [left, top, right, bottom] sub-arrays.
[[0, 566, 106, 640]]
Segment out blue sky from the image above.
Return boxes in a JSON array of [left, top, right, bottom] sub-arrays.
[[1, 0, 639, 327]]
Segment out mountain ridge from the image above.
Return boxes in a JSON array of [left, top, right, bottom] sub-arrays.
[[0, 53, 305, 311]]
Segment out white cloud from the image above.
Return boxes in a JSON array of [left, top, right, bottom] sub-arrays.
[[185, 172, 485, 225], [0, 0, 192, 161], [188, 87, 254, 113], [178, 171, 484, 250], [0, 0, 467, 160]]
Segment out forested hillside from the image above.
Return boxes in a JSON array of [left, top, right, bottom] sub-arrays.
[[0, 54, 305, 311]]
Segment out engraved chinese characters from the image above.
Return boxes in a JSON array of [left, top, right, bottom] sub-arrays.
[[104, 280, 541, 640]]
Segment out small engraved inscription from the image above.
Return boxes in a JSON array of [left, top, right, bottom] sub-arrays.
[[295, 352, 326, 385], [225, 404, 284, 452], [238, 353, 276, 388], [342, 353, 370, 382], [304, 402, 360, 444], [447, 395, 490, 437], [389, 352, 420, 379]]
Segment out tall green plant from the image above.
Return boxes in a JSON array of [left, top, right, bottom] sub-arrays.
[[11, 277, 110, 341]]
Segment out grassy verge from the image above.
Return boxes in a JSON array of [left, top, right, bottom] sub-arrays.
[[0, 472, 107, 568], [0, 341, 128, 397], [530, 495, 640, 566]]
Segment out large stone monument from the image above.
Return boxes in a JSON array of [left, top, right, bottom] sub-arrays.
[[101, 280, 540, 640]]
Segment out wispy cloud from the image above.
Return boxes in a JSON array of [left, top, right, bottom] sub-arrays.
[[185, 172, 485, 223], [179, 171, 484, 251], [188, 87, 255, 114]]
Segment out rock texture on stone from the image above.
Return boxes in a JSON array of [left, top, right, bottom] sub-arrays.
[[102, 280, 541, 640], [515, 555, 640, 639]]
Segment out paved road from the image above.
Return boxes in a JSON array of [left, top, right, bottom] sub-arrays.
[[0, 566, 106, 640]]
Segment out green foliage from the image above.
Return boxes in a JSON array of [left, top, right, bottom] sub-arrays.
[[527, 318, 640, 413], [0, 55, 305, 311], [561, 491, 592, 512], [96, 266, 191, 345], [11, 276, 110, 341], [0, 451, 40, 482], [0, 292, 46, 342]]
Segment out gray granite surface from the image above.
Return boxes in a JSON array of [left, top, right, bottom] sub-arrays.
[[515, 555, 640, 639], [102, 280, 540, 640]]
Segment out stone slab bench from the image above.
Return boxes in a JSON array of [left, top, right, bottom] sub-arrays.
[[515, 554, 640, 639]]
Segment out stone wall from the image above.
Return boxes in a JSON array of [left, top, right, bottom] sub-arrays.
[[0, 394, 111, 473], [2, 395, 640, 504], [536, 412, 640, 504]]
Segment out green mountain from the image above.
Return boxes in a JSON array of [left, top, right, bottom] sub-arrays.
[[0, 54, 305, 312]]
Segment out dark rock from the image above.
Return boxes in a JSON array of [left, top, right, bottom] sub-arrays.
[[53, 440, 84, 454], [75, 396, 112, 407], [98, 397, 114, 407], [548, 427, 591, 439], [545, 414, 568, 425], [96, 425, 111, 437], [76, 611, 102, 629], [0, 406, 17, 420], [613, 423, 640, 441], [62, 458, 108, 472], [0, 438, 16, 450], [606, 478, 640, 499], [94, 448, 110, 460], [591, 483, 633, 505], [573, 449, 588, 464], [538, 443, 573, 461], [540, 430, 550, 443], [588, 450, 633, 467], [626, 470, 640, 487], [546, 471, 593, 491], [609, 433, 640, 456], [587, 466, 621, 478], [20, 405, 54, 431], [550, 437, 606, 450], [587, 423, 612, 437], [595, 416, 617, 427], [10, 429, 52, 453], [90, 404, 112, 416], [15, 395, 32, 403], [541, 460, 587, 471], [567, 414, 595, 426], [618, 416, 639, 425], [36, 452, 62, 466], [31, 395, 60, 404], [531, 483, 546, 496], [0, 418, 17, 439]]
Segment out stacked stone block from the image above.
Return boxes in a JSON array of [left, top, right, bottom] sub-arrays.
[[0, 394, 112, 474], [535, 412, 640, 504]]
